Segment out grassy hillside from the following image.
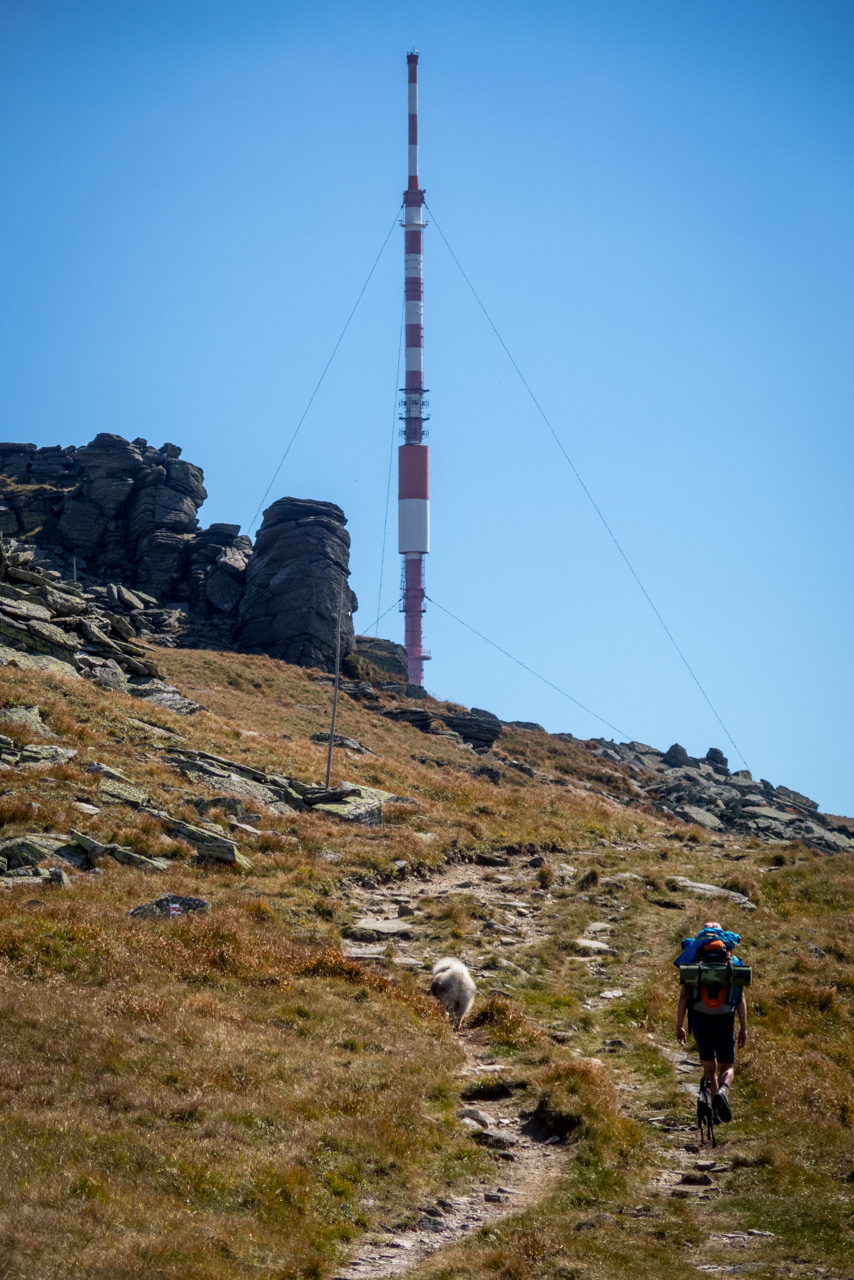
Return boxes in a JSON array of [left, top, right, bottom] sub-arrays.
[[0, 647, 851, 1280]]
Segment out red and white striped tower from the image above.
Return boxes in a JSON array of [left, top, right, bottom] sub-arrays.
[[398, 50, 429, 686]]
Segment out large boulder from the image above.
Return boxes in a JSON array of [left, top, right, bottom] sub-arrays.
[[437, 707, 502, 749], [238, 497, 356, 671], [354, 635, 409, 680], [188, 524, 253, 618], [662, 743, 691, 768]]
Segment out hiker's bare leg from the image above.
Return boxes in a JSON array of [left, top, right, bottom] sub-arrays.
[[717, 1064, 734, 1090], [702, 1060, 719, 1095]]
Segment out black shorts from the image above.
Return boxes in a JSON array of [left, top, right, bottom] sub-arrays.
[[691, 1010, 736, 1065]]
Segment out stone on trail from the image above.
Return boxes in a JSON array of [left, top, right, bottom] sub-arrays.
[[670, 876, 755, 909], [575, 937, 612, 953], [470, 1127, 518, 1149], [344, 917, 414, 942], [475, 851, 510, 867], [342, 943, 387, 959], [458, 1106, 492, 1128]]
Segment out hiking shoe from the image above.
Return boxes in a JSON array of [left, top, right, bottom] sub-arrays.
[[712, 1086, 732, 1123]]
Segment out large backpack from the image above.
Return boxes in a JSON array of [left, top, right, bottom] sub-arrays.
[[675, 927, 751, 1014]]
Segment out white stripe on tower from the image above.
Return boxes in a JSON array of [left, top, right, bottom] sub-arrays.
[[398, 50, 429, 687]]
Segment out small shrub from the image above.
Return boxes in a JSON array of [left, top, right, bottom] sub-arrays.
[[724, 874, 760, 900], [245, 901, 277, 923], [469, 998, 544, 1048], [68, 1175, 110, 1203], [528, 1059, 634, 1155], [731, 1141, 787, 1170], [0, 796, 38, 827]]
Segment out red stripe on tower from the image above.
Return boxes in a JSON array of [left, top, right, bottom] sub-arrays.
[[398, 51, 429, 686], [399, 444, 429, 498]]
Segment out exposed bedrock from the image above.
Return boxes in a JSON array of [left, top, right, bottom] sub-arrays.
[[238, 497, 357, 670], [0, 434, 208, 600], [583, 737, 853, 854], [353, 635, 409, 680], [0, 435, 357, 672]]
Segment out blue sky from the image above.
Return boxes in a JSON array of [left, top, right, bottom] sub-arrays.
[[1, 1, 852, 814]]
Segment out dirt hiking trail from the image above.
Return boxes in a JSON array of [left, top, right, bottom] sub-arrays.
[[331, 843, 786, 1279]]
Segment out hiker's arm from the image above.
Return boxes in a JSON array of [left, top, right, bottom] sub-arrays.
[[737, 995, 747, 1048], [676, 987, 688, 1045]]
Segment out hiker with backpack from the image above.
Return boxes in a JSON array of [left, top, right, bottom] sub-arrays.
[[675, 921, 749, 1128]]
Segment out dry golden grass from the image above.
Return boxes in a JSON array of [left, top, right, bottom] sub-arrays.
[[0, 875, 476, 1278], [398, 839, 854, 1280], [1, 651, 852, 1279]]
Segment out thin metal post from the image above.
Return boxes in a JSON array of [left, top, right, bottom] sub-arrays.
[[72, 555, 77, 583], [325, 578, 346, 790]]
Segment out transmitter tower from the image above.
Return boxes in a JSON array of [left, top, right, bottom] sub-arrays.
[[398, 50, 430, 686]]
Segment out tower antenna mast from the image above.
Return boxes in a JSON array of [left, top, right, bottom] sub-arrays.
[[398, 50, 430, 686]]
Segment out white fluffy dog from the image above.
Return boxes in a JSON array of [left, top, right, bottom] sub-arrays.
[[430, 957, 476, 1029]]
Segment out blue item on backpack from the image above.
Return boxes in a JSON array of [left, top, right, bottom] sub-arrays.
[[676, 927, 746, 1014], [674, 927, 742, 968]]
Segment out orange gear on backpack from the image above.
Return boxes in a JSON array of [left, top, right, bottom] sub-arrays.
[[698, 937, 732, 1010]]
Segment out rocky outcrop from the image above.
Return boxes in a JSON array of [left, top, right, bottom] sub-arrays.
[[1, 435, 357, 672], [439, 708, 503, 750], [381, 704, 503, 751], [354, 635, 408, 680], [583, 738, 853, 854], [0, 537, 203, 711], [238, 498, 356, 670], [0, 435, 206, 599]]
